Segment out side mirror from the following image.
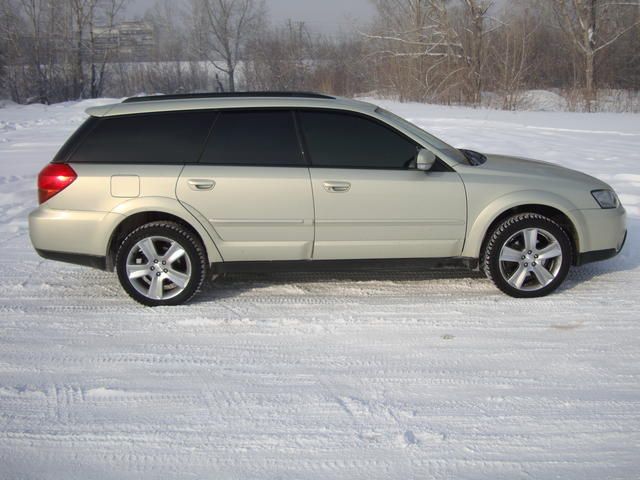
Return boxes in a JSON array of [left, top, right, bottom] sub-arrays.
[[416, 149, 436, 171]]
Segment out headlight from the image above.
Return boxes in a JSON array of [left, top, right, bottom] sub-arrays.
[[591, 189, 619, 209]]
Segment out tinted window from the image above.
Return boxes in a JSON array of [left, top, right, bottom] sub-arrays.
[[52, 117, 99, 163], [200, 110, 304, 166], [69, 111, 215, 164], [299, 111, 418, 169]]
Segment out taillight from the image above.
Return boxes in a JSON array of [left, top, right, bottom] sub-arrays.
[[38, 163, 77, 204]]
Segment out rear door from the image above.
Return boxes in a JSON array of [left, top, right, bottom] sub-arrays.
[[176, 109, 314, 261]]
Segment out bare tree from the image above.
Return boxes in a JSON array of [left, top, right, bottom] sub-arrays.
[[88, 0, 127, 98], [14, 0, 63, 103], [0, 0, 16, 95], [144, 0, 188, 93], [2, 0, 638, 110], [364, 0, 466, 102], [66, 0, 129, 99], [551, 0, 640, 110], [245, 20, 311, 91], [68, 0, 96, 98], [192, 0, 264, 91], [140, 0, 213, 95], [312, 33, 370, 96], [480, 0, 535, 109], [459, 0, 494, 104]]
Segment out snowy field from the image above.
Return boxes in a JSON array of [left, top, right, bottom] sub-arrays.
[[0, 98, 639, 479]]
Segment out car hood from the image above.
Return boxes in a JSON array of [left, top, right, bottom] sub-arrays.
[[479, 153, 609, 189]]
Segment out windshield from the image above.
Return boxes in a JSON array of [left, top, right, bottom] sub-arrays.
[[375, 107, 467, 164]]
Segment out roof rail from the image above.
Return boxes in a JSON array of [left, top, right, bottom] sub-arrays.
[[122, 91, 335, 103]]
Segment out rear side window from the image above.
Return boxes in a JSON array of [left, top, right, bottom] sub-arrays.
[[200, 110, 304, 166], [298, 110, 418, 169], [68, 111, 215, 164]]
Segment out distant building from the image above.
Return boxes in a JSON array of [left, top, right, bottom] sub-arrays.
[[94, 21, 155, 61]]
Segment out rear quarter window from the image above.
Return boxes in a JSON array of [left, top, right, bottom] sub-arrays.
[[52, 116, 99, 163], [68, 111, 216, 164]]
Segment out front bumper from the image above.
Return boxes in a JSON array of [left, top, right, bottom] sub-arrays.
[[575, 229, 627, 266], [573, 205, 626, 266]]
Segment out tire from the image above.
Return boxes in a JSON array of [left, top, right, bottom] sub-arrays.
[[483, 213, 572, 298], [115, 221, 208, 306]]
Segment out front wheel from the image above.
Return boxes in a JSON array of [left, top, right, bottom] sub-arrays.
[[483, 213, 572, 298], [116, 221, 208, 306]]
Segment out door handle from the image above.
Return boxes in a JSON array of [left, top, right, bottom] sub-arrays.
[[323, 181, 351, 193], [187, 179, 215, 191]]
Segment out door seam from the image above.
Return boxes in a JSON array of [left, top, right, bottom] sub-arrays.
[[292, 110, 317, 260], [307, 167, 317, 259]]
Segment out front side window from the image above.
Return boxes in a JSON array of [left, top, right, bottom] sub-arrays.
[[69, 111, 215, 164], [375, 107, 467, 164], [298, 110, 418, 169], [200, 110, 304, 166]]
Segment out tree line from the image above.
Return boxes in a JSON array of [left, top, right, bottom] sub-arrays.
[[1, 0, 639, 111]]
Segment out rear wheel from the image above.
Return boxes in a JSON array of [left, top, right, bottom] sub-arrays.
[[116, 221, 208, 306], [483, 213, 572, 298]]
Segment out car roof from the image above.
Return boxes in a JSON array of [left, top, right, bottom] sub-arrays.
[[85, 92, 378, 118]]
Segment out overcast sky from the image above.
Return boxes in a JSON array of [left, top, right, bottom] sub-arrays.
[[127, 0, 376, 33]]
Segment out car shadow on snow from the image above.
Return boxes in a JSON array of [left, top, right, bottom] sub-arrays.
[[193, 267, 486, 303]]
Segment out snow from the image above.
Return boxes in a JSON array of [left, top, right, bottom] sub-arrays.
[[474, 89, 640, 113], [1, 98, 639, 479], [516, 89, 569, 111]]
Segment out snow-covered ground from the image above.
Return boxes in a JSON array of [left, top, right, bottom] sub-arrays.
[[0, 98, 639, 479]]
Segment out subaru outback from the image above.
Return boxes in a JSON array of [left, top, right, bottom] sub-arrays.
[[28, 92, 627, 305]]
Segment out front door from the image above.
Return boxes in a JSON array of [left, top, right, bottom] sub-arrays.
[[297, 110, 467, 260]]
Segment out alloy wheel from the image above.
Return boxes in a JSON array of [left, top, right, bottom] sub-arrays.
[[125, 235, 192, 301], [498, 227, 563, 292]]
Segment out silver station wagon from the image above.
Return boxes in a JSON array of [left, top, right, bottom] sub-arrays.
[[29, 92, 627, 305]]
